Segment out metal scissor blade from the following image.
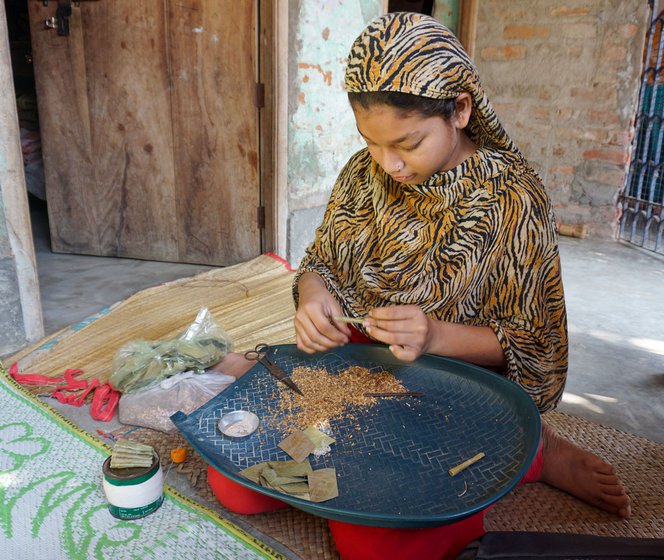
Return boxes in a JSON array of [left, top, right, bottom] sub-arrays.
[[266, 364, 304, 396], [261, 355, 304, 396], [281, 376, 304, 396]]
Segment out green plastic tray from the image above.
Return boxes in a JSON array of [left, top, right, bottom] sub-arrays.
[[171, 344, 541, 528]]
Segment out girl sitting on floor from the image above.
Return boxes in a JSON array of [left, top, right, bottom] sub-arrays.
[[292, 11, 630, 560]]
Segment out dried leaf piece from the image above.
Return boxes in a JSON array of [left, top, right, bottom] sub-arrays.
[[111, 451, 152, 459], [269, 459, 313, 477], [303, 426, 335, 457], [175, 340, 210, 360], [278, 482, 310, 496], [308, 468, 339, 502], [110, 454, 153, 463], [303, 426, 336, 448], [239, 463, 267, 484], [259, 467, 312, 497], [278, 430, 316, 463], [240, 459, 313, 485], [110, 439, 155, 469], [114, 439, 154, 454], [260, 466, 307, 488], [109, 458, 154, 469]]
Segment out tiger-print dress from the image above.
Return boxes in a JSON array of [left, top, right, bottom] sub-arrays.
[[294, 145, 567, 413], [294, 13, 568, 413]]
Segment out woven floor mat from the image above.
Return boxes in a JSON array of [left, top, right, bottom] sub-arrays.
[[117, 426, 340, 560], [486, 411, 664, 538], [9, 254, 297, 389]]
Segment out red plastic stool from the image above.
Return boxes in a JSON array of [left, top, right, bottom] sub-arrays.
[[207, 465, 288, 514], [328, 510, 485, 560]]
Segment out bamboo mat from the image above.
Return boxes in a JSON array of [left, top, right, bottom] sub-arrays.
[[485, 411, 664, 538], [9, 253, 297, 386], [7, 253, 664, 558]]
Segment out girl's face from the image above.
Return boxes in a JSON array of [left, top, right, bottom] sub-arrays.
[[351, 95, 476, 185]]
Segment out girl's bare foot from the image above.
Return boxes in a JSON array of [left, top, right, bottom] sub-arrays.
[[539, 423, 631, 518]]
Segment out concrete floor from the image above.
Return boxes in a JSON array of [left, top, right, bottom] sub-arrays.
[[28, 198, 215, 333], [23, 199, 664, 444]]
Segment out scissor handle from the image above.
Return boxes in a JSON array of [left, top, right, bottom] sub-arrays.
[[244, 344, 272, 363], [243, 349, 261, 361], [243, 344, 303, 396], [244, 343, 271, 362]]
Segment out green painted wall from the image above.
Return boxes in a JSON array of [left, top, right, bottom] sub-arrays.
[[433, 0, 459, 34], [287, 0, 383, 263]]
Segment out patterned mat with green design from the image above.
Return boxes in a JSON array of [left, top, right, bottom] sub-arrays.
[[0, 363, 285, 560]]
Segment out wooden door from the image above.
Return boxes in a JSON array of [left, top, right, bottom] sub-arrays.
[[28, 0, 266, 265]]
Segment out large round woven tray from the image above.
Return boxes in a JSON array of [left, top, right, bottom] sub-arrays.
[[172, 344, 540, 528]]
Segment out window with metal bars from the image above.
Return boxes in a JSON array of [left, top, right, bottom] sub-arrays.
[[618, 7, 664, 253]]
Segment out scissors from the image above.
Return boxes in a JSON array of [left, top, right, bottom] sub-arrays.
[[244, 343, 304, 396]]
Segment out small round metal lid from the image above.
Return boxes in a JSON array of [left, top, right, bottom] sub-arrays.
[[217, 410, 259, 439]]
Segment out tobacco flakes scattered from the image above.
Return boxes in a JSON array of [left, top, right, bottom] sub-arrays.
[[270, 365, 406, 432]]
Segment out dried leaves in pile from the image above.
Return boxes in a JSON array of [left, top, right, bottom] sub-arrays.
[[110, 439, 154, 469], [271, 365, 405, 432], [239, 459, 339, 502], [240, 459, 313, 499]]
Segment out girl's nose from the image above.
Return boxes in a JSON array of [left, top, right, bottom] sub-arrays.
[[382, 150, 404, 174]]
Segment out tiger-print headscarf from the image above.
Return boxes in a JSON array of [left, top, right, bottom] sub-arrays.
[[344, 12, 517, 155], [294, 12, 568, 413]]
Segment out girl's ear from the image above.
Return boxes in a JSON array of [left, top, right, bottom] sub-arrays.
[[453, 93, 473, 129]]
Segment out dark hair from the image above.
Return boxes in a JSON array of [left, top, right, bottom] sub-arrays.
[[347, 91, 457, 120]]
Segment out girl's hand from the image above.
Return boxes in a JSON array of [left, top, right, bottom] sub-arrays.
[[365, 305, 433, 362], [366, 305, 507, 367], [295, 273, 351, 353]]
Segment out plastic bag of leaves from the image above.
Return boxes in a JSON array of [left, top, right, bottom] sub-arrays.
[[110, 307, 232, 394]]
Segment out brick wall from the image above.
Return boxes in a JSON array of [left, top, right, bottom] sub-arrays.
[[474, 1, 649, 238]]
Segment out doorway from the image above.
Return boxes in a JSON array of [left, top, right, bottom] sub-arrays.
[[10, 0, 274, 267]]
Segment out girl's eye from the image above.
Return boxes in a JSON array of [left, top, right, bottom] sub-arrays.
[[400, 141, 422, 152]]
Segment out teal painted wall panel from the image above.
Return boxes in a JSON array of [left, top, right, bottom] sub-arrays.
[[433, 0, 459, 34], [287, 0, 382, 205]]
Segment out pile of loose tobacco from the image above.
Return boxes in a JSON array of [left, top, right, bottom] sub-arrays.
[[269, 365, 406, 432]]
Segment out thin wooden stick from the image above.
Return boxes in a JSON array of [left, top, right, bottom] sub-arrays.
[[363, 392, 424, 398], [448, 452, 485, 476], [333, 316, 365, 325]]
